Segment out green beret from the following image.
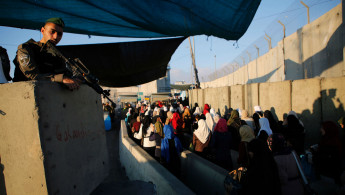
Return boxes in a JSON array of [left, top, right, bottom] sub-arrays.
[[45, 17, 65, 28]]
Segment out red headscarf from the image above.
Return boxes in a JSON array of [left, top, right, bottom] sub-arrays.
[[170, 113, 183, 133], [203, 104, 210, 115], [214, 118, 228, 133]]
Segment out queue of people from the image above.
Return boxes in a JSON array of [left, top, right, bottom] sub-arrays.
[[125, 101, 345, 195]]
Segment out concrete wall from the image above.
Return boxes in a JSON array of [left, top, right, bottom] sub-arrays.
[[230, 85, 244, 110], [180, 151, 228, 195], [0, 81, 109, 195], [202, 3, 345, 88], [118, 120, 194, 195], [189, 76, 345, 147], [259, 81, 291, 121]]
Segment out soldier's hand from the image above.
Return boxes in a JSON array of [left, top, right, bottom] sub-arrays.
[[63, 77, 80, 90]]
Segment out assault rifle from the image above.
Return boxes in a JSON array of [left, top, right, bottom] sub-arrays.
[[41, 40, 116, 107]]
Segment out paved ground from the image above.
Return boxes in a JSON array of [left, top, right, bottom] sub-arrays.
[[91, 119, 156, 195]]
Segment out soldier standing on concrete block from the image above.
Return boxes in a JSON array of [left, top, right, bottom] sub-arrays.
[[12, 17, 81, 91]]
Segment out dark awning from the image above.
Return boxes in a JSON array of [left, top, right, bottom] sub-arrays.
[[58, 37, 185, 87]]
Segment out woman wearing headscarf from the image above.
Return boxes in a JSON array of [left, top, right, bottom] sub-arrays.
[[257, 117, 273, 144], [193, 115, 211, 157], [238, 125, 255, 168], [264, 110, 279, 134], [182, 107, 192, 134], [165, 111, 173, 125], [227, 110, 244, 151], [252, 106, 263, 136], [161, 125, 183, 177], [210, 118, 233, 170], [267, 134, 304, 195], [150, 115, 164, 162], [213, 114, 220, 124], [192, 102, 199, 115], [193, 107, 201, 115], [133, 115, 156, 157], [179, 103, 184, 114], [282, 112, 305, 155], [241, 139, 281, 195], [203, 104, 210, 115], [241, 109, 255, 130], [205, 111, 215, 133], [312, 121, 342, 184], [210, 108, 216, 118], [170, 112, 183, 141]]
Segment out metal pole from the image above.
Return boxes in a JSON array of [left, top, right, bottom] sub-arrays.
[[300, 1, 310, 24], [278, 20, 286, 38], [214, 55, 217, 79], [254, 44, 259, 57], [265, 33, 272, 49]]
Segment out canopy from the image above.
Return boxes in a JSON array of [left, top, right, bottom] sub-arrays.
[[0, 0, 262, 87], [0, 0, 261, 40], [58, 37, 185, 87]]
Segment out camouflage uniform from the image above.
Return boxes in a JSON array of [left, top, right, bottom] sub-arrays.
[[13, 39, 68, 82]]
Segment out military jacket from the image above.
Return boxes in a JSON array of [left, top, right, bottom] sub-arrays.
[[13, 39, 67, 82]]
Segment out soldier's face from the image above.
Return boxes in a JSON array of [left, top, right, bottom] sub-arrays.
[[41, 23, 63, 45]]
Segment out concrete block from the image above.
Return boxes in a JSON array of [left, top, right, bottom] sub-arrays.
[[217, 87, 231, 116], [259, 81, 291, 121], [204, 88, 218, 111], [0, 81, 109, 195], [180, 150, 228, 195], [244, 83, 259, 115], [292, 78, 322, 146], [197, 89, 204, 109], [284, 31, 304, 80], [320, 77, 345, 122], [230, 85, 244, 110]]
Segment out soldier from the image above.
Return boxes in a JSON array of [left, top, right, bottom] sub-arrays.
[[13, 17, 81, 90]]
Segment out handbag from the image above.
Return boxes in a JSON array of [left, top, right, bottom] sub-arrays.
[[224, 167, 247, 195], [291, 151, 317, 195]]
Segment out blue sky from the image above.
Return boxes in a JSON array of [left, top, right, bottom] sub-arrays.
[[0, 0, 340, 84]]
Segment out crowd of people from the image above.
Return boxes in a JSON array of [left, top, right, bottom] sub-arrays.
[[120, 100, 345, 195]]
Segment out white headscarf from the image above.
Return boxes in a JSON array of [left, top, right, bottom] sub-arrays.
[[210, 108, 216, 118], [205, 112, 215, 132], [254, 105, 262, 112], [194, 119, 210, 144], [214, 114, 220, 124], [179, 104, 184, 113], [193, 107, 201, 115], [258, 118, 272, 136], [163, 106, 168, 112]]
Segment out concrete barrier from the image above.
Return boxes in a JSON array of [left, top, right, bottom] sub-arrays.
[[320, 77, 345, 121], [244, 83, 259, 115], [118, 120, 194, 195], [180, 150, 228, 195], [230, 85, 244, 110], [0, 81, 109, 195], [189, 76, 345, 146], [292, 78, 322, 146], [259, 81, 291, 121]]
